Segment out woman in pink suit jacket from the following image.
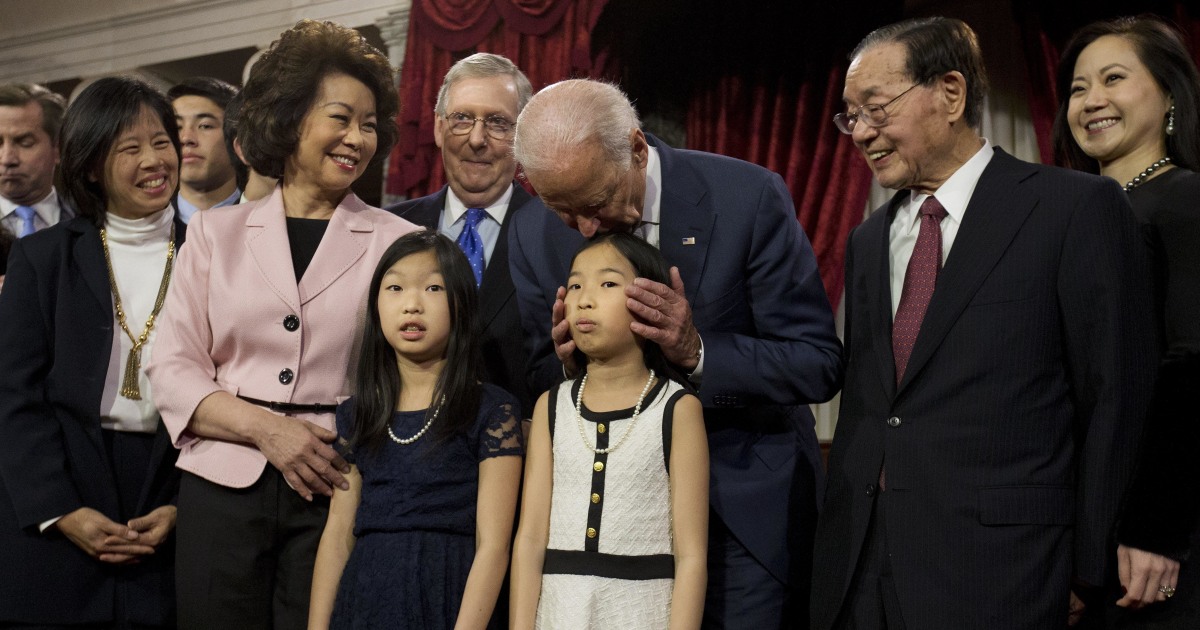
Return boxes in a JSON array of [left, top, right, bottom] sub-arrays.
[[146, 20, 417, 630]]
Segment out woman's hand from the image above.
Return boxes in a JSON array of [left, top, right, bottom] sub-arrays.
[[55, 507, 155, 564], [1116, 544, 1181, 608], [254, 413, 350, 502]]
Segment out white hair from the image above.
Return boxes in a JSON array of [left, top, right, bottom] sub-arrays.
[[512, 79, 641, 176], [434, 52, 533, 116]]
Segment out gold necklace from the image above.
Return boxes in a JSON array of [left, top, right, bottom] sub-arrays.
[[99, 222, 175, 400]]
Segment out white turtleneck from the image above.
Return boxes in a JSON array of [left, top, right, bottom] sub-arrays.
[[100, 206, 175, 433]]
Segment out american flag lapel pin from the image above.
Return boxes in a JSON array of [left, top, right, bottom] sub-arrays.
[[681, 237, 696, 245]]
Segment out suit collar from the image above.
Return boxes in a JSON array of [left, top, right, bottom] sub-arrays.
[[647, 134, 714, 305], [896, 149, 1039, 394], [244, 188, 375, 311], [66, 217, 112, 325]]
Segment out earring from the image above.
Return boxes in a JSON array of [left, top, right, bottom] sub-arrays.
[[1166, 104, 1176, 136]]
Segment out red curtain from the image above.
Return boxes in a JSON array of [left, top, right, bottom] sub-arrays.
[[387, 0, 610, 198], [687, 68, 873, 308]]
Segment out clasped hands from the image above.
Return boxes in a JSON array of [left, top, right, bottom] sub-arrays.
[[553, 266, 700, 377], [56, 504, 176, 564]]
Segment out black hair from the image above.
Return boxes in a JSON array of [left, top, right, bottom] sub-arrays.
[[238, 19, 398, 180], [221, 92, 250, 191], [1052, 14, 1200, 174], [348, 230, 482, 454], [568, 232, 693, 390], [59, 76, 181, 227], [851, 16, 989, 128], [167, 76, 238, 111]]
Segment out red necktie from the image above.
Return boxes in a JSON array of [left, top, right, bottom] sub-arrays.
[[892, 196, 947, 384]]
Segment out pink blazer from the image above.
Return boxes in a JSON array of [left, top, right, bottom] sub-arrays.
[[147, 188, 418, 487]]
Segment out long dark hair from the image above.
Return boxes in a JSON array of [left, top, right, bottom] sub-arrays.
[[59, 77, 181, 227], [349, 231, 481, 453], [569, 232, 692, 390], [1052, 14, 1200, 173]]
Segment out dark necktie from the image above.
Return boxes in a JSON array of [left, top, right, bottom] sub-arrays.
[[15, 205, 37, 238], [892, 196, 948, 384], [457, 207, 486, 286]]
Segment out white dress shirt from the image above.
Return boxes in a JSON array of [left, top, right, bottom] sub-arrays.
[[439, 184, 513, 268], [889, 141, 995, 318], [0, 188, 69, 235]]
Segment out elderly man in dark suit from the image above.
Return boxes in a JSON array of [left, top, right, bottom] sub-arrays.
[[388, 52, 542, 416], [811, 17, 1158, 629], [508, 78, 842, 628]]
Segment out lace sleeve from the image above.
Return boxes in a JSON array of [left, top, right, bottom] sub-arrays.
[[334, 399, 356, 465], [477, 401, 524, 460]]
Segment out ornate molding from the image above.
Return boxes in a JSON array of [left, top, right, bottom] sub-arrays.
[[0, 0, 399, 84]]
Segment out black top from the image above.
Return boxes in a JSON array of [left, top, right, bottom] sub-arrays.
[[1127, 167, 1200, 356], [285, 217, 329, 282], [1117, 167, 1200, 557]]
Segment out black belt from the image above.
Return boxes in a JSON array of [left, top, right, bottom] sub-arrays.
[[237, 395, 338, 414]]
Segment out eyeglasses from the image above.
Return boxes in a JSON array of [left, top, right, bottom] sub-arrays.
[[444, 112, 515, 139], [833, 83, 920, 135]]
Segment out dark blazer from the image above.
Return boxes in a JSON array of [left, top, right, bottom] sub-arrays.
[[0, 215, 183, 625], [388, 183, 540, 417], [811, 149, 1158, 629], [509, 135, 843, 585]]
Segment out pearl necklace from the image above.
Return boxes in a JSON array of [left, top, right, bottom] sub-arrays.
[[1124, 156, 1171, 191], [387, 396, 445, 445], [575, 370, 656, 455]]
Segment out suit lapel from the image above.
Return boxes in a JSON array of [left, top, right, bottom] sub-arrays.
[[396, 188, 446, 230], [244, 192, 302, 313], [897, 150, 1039, 393], [298, 194, 372, 305], [652, 138, 715, 304], [477, 185, 526, 328], [868, 195, 904, 399], [70, 220, 112, 315]]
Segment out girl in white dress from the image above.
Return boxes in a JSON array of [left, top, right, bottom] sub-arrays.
[[511, 232, 708, 629]]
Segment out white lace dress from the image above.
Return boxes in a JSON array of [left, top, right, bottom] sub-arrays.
[[536, 377, 689, 629]]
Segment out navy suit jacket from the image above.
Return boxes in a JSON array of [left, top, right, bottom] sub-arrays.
[[388, 184, 541, 417], [811, 150, 1158, 629], [509, 135, 842, 584], [0, 216, 183, 625]]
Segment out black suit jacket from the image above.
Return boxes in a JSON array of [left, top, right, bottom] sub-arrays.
[[388, 184, 539, 417], [0, 216, 183, 625], [811, 150, 1158, 629], [509, 135, 843, 587]]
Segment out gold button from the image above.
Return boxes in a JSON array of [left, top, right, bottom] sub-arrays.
[[593, 461, 604, 472], [586, 527, 597, 538], [591, 493, 601, 503], [597, 423, 606, 433]]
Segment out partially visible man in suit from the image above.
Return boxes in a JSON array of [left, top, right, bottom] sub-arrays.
[[812, 17, 1157, 629], [0, 83, 68, 239], [168, 77, 240, 223], [509, 78, 842, 628], [388, 52, 538, 416]]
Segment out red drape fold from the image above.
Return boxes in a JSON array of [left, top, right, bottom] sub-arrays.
[[388, 0, 607, 198], [686, 67, 872, 307]]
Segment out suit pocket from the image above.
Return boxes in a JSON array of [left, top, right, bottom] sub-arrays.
[[977, 485, 1074, 525]]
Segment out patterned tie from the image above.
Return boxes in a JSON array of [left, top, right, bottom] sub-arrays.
[[14, 205, 37, 238], [892, 196, 948, 384], [457, 207, 486, 286]]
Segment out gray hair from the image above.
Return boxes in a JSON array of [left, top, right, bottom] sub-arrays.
[[0, 83, 67, 142], [434, 52, 533, 117], [513, 79, 641, 176]]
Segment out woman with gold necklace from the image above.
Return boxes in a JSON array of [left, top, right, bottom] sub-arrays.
[[0, 76, 183, 628], [1054, 14, 1200, 625]]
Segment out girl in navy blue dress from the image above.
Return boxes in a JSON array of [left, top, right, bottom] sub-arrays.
[[309, 231, 524, 629]]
